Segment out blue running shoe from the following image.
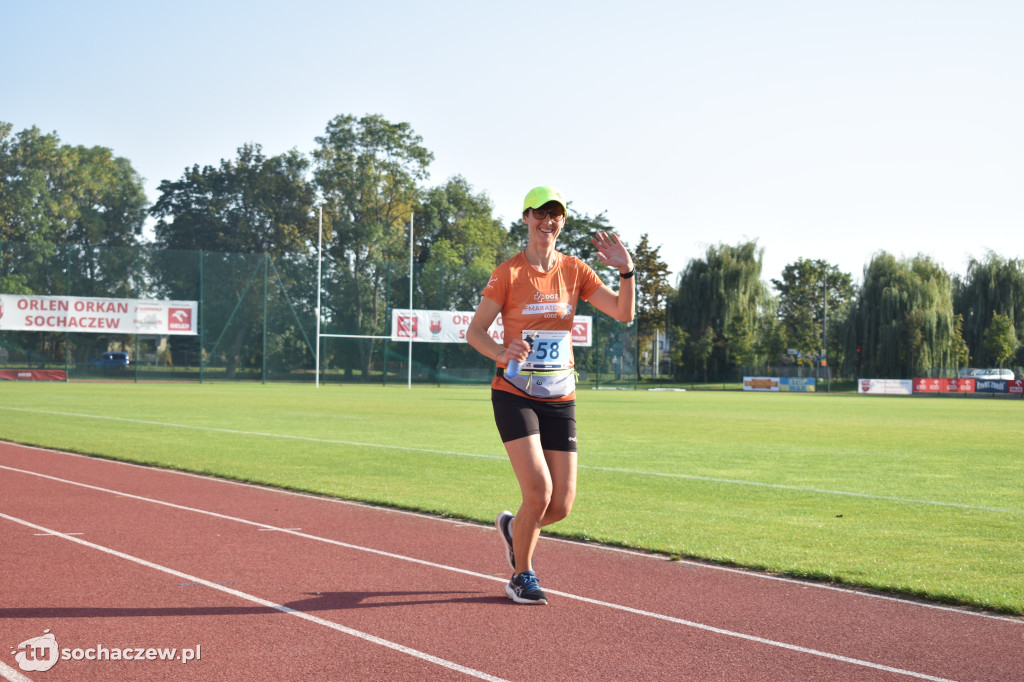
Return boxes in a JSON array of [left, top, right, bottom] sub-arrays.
[[495, 511, 515, 572], [505, 570, 548, 605]]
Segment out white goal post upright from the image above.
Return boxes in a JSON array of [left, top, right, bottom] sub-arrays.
[[407, 213, 413, 390], [315, 205, 323, 388], [315, 210, 415, 389]]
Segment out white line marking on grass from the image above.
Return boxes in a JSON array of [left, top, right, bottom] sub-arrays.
[[1, 406, 1019, 514], [5, 445, 1022, 625], [0, 469, 973, 679], [0, 512, 508, 682], [578, 463, 1024, 514]]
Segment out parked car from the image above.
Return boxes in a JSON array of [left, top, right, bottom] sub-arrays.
[[88, 352, 130, 369], [974, 368, 1014, 380]]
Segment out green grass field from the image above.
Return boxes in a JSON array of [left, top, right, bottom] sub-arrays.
[[1, 381, 1021, 614]]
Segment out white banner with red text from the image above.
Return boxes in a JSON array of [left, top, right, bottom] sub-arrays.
[[0, 295, 198, 335], [390, 309, 593, 347]]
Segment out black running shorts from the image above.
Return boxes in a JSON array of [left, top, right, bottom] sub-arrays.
[[491, 389, 577, 452]]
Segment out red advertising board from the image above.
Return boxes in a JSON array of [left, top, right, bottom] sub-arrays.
[[948, 378, 975, 393], [1009, 379, 1024, 395], [0, 369, 67, 381], [912, 378, 975, 393]]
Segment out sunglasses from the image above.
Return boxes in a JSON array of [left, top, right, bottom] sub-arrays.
[[531, 207, 566, 222]]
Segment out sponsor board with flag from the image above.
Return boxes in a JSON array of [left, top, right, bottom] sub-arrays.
[[0, 295, 198, 335], [390, 309, 592, 346]]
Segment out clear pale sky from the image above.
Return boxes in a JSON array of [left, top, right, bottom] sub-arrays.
[[5, 1, 1022, 284]]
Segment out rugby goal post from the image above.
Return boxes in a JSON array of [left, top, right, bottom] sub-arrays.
[[315, 210, 415, 389]]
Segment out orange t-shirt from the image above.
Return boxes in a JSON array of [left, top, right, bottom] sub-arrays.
[[482, 251, 604, 401]]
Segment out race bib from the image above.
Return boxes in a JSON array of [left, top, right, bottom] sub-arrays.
[[521, 329, 572, 370]]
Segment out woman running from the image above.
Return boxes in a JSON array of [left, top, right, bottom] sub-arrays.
[[466, 185, 635, 605]]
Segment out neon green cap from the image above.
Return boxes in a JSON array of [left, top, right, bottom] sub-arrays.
[[522, 186, 567, 212]]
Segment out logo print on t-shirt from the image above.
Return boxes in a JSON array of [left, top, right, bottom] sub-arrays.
[[522, 289, 567, 317]]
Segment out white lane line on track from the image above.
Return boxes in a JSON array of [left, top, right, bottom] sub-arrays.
[[4, 445, 1022, 625], [1, 406, 1019, 515], [0, 511, 507, 682], [0, 660, 34, 682], [0, 465, 959, 681]]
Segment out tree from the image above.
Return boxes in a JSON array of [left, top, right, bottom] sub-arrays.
[[772, 258, 855, 373], [1, 123, 147, 294], [755, 305, 788, 374], [414, 176, 507, 311], [313, 114, 433, 378], [667, 325, 689, 376], [152, 144, 315, 254], [953, 253, 1024, 368], [632, 234, 674, 376], [724, 312, 756, 370], [950, 313, 971, 369], [150, 143, 317, 376], [847, 252, 958, 378], [983, 312, 1017, 369], [693, 325, 716, 383], [671, 241, 770, 380], [1, 122, 147, 363]]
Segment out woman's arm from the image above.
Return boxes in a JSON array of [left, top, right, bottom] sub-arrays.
[[588, 232, 636, 322], [467, 296, 531, 365], [588, 277, 635, 323]]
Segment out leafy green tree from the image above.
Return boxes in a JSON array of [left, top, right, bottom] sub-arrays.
[[950, 313, 971, 370], [313, 114, 433, 378], [693, 325, 716, 383], [667, 325, 689, 376], [671, 241, 770, 379], [150, 143, 317, 376], [152, 143, 315, 253], [755, 304, 788, 374], [1, 123, 147, 294], [953, 253, 1024, 367], [1, 122, 147, 363], [983, 311, 1017, 369], [631, 234, 673, 376], [724, 312, 756, 370], [772, 258, 855, 375], [415, 176, 507, 311], [846, 253, 958, 378]]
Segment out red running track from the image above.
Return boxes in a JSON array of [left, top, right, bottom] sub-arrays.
[[1, 442, 1021, 681]]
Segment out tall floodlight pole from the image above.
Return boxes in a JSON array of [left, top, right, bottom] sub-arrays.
[[408, 213, 414, 390], [315, 204, 323, 388]]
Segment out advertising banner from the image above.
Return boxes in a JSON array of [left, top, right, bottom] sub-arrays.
[[743, 376, 780, 392], [0, 295, 197, 336], [973, 379, 1007, 394], [858, 379, 913, 395], [0, 369, 67, 381], [390, 309, 592, 347], [943, 378, 975, 393], [913, 378, 976, 393], [1009, 379, 1024, 395], [780, 377, 816, 392]]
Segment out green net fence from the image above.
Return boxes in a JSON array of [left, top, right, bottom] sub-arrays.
[[1, 241, 640, 386]]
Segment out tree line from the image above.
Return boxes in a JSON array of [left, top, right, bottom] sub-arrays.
[[2, 116, 1022, 380]]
